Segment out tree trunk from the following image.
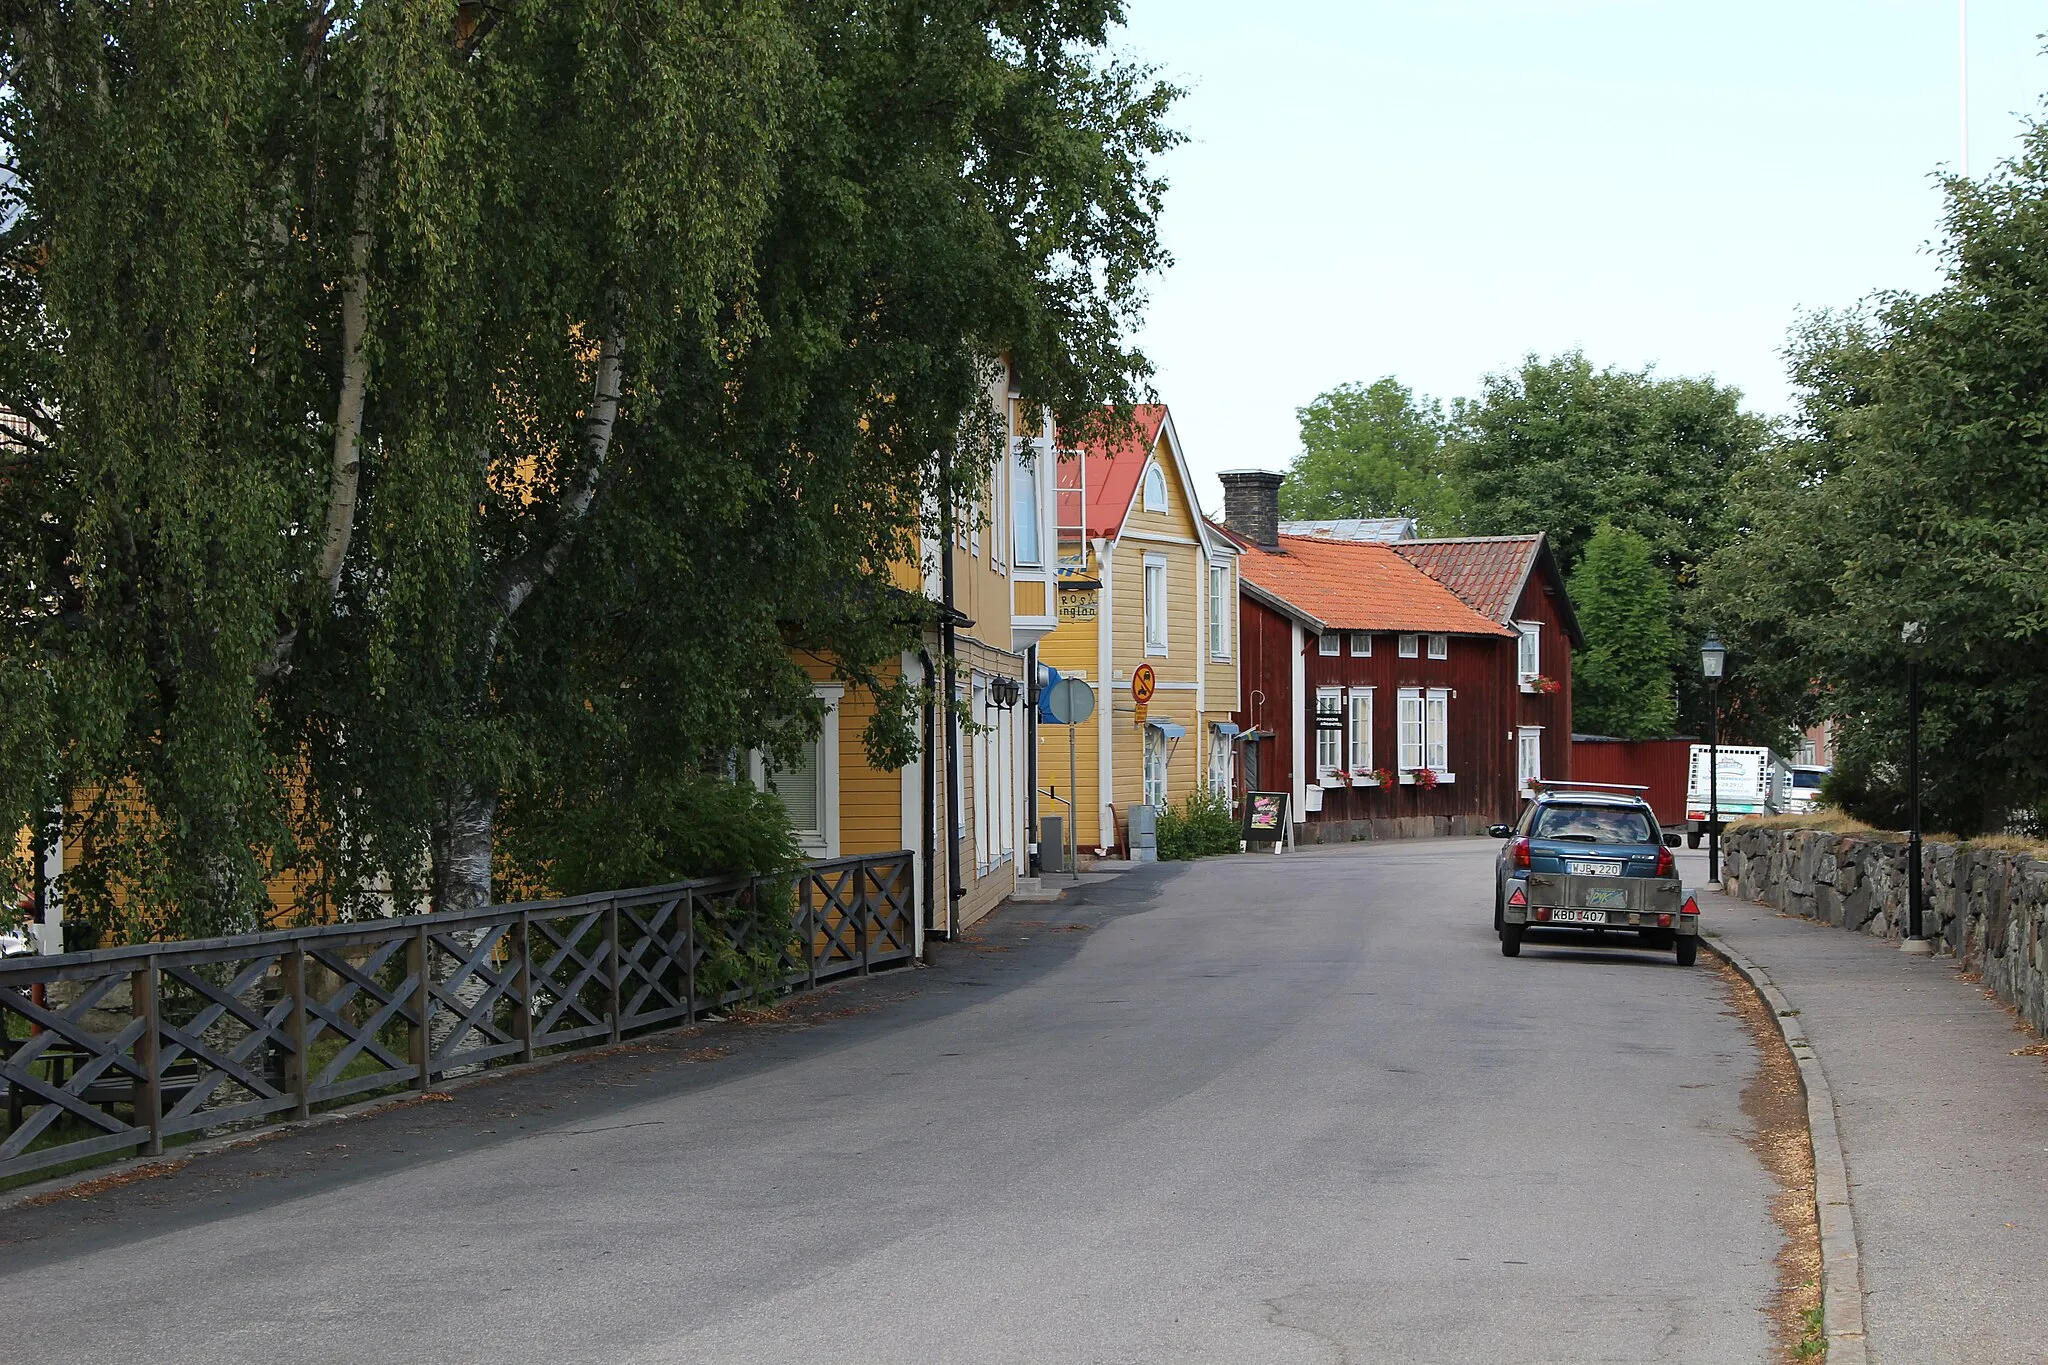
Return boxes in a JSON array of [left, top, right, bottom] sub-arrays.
[[436, 786, 498, 915]]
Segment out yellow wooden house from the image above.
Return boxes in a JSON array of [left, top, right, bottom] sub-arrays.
[[769, 363, 1058, 938], [1036, 404, 1241, 856]]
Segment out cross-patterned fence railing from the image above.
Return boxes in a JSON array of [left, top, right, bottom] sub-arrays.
[[0, 850, 915, 1182]]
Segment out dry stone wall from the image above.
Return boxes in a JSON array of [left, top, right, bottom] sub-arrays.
[[1723, 824, 2048, 1034]]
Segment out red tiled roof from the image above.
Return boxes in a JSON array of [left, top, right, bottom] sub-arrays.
[[1061, 404, 1169, 540], [1236, 534, 1515, 636], [1393, 535, 1584, 647]]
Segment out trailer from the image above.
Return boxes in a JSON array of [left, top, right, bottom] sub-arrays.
[[1684, 745, 1788, 848]]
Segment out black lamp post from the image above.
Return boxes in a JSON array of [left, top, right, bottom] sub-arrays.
[[1701, 632, 1726, 886], [1901, 621, 1931, 955]]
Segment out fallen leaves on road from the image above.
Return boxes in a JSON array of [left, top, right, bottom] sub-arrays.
[[21, 1159, 191, 1206]]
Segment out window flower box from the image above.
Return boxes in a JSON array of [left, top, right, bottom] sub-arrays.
[[1398, 768, 1456, 787], [1355, 767, 1396, 791], [1520, 673, 1562, 696]]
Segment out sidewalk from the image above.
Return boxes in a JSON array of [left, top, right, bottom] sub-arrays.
[[1697, 883, 2048, 1365]]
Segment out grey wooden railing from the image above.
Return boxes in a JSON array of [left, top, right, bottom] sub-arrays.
[[0, 851, 915, 1182]]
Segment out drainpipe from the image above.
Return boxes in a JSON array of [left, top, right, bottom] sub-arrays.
[[1026, 645, 1040, 874], [939, 443, 965, 938], [918, 647, 939, 949]]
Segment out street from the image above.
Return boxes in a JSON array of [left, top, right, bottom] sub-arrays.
[[0, 839, 1782, 1364]]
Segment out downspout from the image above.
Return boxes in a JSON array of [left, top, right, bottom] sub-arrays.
[[939, 443, 965, 937], [918, 647, 939, 948], [1026, 645, 1040, 874]]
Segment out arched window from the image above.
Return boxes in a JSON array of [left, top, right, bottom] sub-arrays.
[[1142, 461, 1168, 512]]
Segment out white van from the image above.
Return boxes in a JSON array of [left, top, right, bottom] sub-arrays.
[[1784, 764, 1829, 814], [1684, 745, 1789, 847]]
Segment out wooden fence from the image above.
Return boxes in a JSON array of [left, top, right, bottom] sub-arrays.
[[0, 851, 915, 1182]]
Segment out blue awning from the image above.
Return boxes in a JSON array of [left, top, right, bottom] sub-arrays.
[[1211, 722, 1241, 738], [1036, 664, 1064, 723], [1145, 719, 1188, 739]]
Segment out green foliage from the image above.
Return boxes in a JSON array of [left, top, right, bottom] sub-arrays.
[[1568, 526, 1677, 739], [1281, 378, 1460, 533], [501, 772, 804, 899], [1701, 107, 2048, 833], [1452, 351, 1775, 738], [0, 4, 1180, 939], [1156, 787, 1240, 861]]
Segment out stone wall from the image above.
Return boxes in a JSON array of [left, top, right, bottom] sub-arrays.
[[1722, 824, 2048, 1033]]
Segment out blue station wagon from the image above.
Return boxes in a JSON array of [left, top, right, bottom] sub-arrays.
[[1489, 784, 1700, 964]]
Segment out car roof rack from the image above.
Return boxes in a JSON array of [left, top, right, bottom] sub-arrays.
[[1529, 780, 1650, 794]]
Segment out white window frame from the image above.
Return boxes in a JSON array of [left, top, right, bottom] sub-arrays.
[[1427, 634, 1449, 660], [1519, 725, 1543, 794], [1314, 686, 1345, 783], [753, 683, 843, 858], [1397, 688, 1425, 773], [1011, 440, 1043, 568], [1517, 621, 1542, 685], [1425, 688, 1450, 772], [1318, 632, 1341, 656], [1142, 460, 1168, 512], [1349, 633, 1371, 657], [1348, 687, 1373, 779], [1144, 553, 1169, 656], [1208, 563, 1230, 659], [1398, 633, 1420, 658], [972, 674, 990, 874], [1208, 727, 1233, 796], [1143, 724, 1169, 808]]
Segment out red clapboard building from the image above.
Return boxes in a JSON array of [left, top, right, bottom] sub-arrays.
[[1214, 471, 1581, 843]]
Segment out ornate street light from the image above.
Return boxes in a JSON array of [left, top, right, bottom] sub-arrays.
[[1701, 633, 1727, 886], [1901, 622, 1932, 955]]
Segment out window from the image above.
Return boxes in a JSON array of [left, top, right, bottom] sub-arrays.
[[1318, 633, 1341, 656], [1397, 687, 1450, 775], [972, 675, 990, 872], [1142, 461, 1168, 512], [1012, 443, 1042, 568], [1209, 729, 1233, 795], [1427, 634, 1448, 660], [1397, 689, 1425, 771], [1518, 726, 1542, 792], [1350, 633, 1371, 657], [1144, 554, 1168, 655], [1425, 689, 1449, 770], [1398, 634, 1420, 658], [757, 685, 842, 857], [1208, 563, 1230, 658], [1517, 622, 1541, 680], [1349, 688, 1373, 773], [1143, 725, 1168, 807], [1533, 804, 1654, 844], [1315, 687, 1344, 779]]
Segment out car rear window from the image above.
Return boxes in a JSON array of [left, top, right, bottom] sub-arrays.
[[1532, 804, 1654, 844], [1792, 770, 1824, 789]]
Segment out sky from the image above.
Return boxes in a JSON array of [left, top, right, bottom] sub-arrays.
[[1110, 1, 2048, 513]]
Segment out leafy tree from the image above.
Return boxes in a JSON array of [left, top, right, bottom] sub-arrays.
[[1279, 378, 1459, 532], [0, 2, 1181, 939], [1451, 351, 1772, 735], [1567, 526, 1676, 739], [1701, 111, 2048, 832]]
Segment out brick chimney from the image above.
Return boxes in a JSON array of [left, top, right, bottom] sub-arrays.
[[1219, 469, 1284, 550]]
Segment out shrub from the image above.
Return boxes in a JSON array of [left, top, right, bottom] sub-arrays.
[[1156, 788, 1241, 861]]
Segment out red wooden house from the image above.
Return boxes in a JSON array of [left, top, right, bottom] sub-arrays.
[[1216, 471, 1581, 843]]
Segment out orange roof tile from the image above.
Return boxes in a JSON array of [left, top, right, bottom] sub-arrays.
[[1392, 535, 1584, 646], [1236, 534, 1515, 637]]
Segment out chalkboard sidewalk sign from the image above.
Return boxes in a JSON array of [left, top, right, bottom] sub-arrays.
[[1241, 791, 1292, 848]]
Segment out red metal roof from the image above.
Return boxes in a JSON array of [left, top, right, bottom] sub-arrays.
[[1235, 534, 1515, 636], [1060, 404, 1170, 540]]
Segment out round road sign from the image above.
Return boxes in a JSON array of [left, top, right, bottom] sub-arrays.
[[1132, 663, 1157, 705], [1042, 677, 1097, 726]]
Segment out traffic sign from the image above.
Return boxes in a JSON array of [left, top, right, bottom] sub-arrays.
[[1042, 677, 1096, 726], [1132, 663, 1157, 705]]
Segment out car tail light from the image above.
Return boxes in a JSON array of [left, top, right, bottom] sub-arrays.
[[1508, 885, 1528, 907], [1655, 845, 1675, 877], [1533, 907, 1552, 922], [1511, 837, 1531, 870], [1687, 810, 1705, 821], [1657, 913, 1673, 928]]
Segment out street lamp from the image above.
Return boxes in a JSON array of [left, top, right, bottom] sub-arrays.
[[1901, 621, 1932, 955], [1701, 633, 1727, 886]]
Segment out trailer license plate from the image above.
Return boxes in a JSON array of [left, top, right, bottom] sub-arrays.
[[1567, 860, 1621, 877], [1554, 908, 1608, 924]]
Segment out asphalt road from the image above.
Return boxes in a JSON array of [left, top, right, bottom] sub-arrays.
[[0, 839, 1779, 1364]]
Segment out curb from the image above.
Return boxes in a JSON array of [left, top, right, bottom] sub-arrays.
[[1704, 934, 1868, 1365]]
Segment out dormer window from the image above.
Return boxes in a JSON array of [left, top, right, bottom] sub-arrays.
[[1142, 462, 1168, 512]]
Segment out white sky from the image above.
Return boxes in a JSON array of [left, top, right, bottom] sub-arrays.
[[1112, 1, 2048, 513]]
